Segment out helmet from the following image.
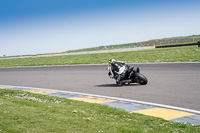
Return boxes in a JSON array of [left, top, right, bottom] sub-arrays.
[[108, 59, 115, 66]]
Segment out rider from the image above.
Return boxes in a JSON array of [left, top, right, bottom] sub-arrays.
[[108, 59, 129, 85]]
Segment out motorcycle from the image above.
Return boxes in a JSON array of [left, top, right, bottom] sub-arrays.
[[113, 66, 148, 85]]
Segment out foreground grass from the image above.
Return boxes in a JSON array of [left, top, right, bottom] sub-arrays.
[[0, 46, 200, 67], [0, 89, 200, 133]]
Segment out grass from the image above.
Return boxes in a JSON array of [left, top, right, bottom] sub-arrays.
[[0, 46, 200, 67], [0, 89, 200, 133]]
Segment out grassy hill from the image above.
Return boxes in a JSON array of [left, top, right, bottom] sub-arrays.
[[1, 34, 200, 58], [67, 34, 200, 53]]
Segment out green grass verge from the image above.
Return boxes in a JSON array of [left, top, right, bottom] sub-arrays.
[[0, 46, 200, 67], [0, 89, 199, 133]]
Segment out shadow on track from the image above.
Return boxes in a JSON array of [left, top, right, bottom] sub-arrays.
[[95, 83, 141, 87]]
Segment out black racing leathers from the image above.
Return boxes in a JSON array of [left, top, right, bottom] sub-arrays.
[[108, 61, 128, 85]]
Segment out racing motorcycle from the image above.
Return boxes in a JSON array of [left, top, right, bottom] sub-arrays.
[[113, 66, 148, 85]]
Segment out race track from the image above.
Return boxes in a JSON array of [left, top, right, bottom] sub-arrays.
[[0, 63, 200, 111]]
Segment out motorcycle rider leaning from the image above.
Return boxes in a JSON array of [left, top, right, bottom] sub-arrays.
[[108, 59, 128, 85]]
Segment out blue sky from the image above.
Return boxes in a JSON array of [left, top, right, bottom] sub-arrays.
[[0, 0, 200, 56]]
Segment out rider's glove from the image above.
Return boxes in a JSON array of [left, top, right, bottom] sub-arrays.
[[108, 72, 111, 76], [108, 72, 113, 78]]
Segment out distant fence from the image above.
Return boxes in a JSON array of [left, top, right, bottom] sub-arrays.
[[155, 41, 200, 48]]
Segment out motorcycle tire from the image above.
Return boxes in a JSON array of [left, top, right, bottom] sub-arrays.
[[133, 73, 148, 85]]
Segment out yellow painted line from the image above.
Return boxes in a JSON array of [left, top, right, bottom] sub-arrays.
[[26, 90, 58, 94], [0, 86, 13, 89], [133, 108, 194, 120], [0, 87, 7, 89], [69, 96, 117, 103]]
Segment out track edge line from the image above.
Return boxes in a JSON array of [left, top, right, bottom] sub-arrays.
[[1, 84, 200, 114]]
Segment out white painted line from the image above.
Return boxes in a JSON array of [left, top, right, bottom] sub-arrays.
[[0, 46, 151, 60], [0, 64, 106, 69], [0, 62, 199, 69], [1, 84, 200, 114]]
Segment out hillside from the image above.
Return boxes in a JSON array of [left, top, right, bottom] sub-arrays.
[[1, 35, 200, 58], [67, 35, 200, 53]]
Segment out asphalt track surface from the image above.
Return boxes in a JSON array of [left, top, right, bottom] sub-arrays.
[[0, 63, 200, 111]]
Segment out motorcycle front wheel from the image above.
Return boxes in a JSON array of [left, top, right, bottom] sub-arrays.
[[132, 73, 148, 85]]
